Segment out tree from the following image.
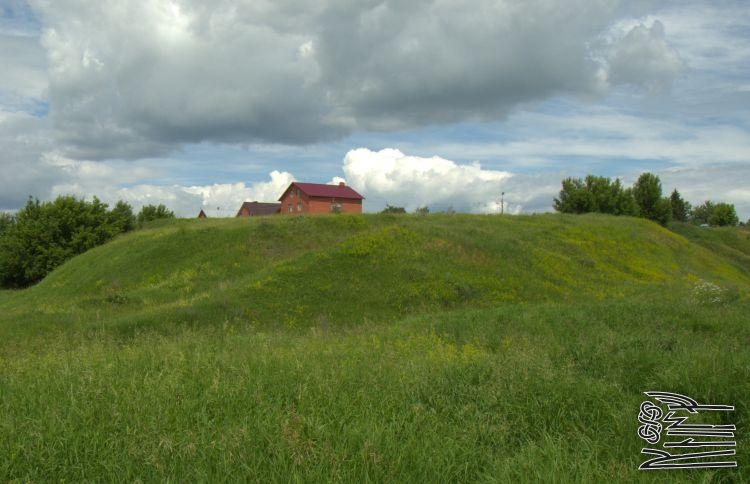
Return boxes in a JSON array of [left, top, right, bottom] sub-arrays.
[[137, 204, 175, 226], [669, 189, 691, 222], [708, 203, 739, 227], [617, 188, 639, 217], [553, 177, 593, 214], [652, 197, 673, 227], [0, 212, 14, 236], [586, 176, 616, 213], [633, 172, 663, 222], [108, 200, 136, 233], [0, 196, 133, 287], [691, 201, 715, 225], [414, 206, 430, 215], [553, 176, 636, 215], [586, 176, 638, 216], [381, 204, 406, 214]]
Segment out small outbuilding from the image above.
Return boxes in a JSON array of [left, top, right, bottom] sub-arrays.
[[196, 208, 234, 218], [236, 201, 281, 217], [278, 182, 364, 215]]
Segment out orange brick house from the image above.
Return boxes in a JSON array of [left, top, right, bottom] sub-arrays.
[[278, 182, 364, 215]]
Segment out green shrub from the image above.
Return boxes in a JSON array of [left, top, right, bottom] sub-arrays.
[[709, 203, 739, 227], [0, 196, 134, 287], [137, 204, 175, 227], [381, 204, 406, 214]]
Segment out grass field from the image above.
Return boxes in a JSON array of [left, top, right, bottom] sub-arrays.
[[0, 214, 747, 481]]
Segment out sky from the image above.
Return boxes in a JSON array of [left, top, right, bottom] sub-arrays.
[[1, 0, 749, 218]]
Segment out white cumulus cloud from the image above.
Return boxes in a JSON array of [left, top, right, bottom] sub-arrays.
[[342, 148, 558, 213], [48, 167, 295, 218]]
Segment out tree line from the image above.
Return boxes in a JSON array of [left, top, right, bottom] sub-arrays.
[[0, 196, 175, 288], [553, 173, 740, 227]]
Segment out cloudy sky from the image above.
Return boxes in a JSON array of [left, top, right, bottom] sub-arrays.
[[1, 0, 748, 218]]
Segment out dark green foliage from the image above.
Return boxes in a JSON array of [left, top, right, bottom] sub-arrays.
[[690, 201, 738, 227], [553, 176, 636, 215], [588, 176, 638, 215], [669, 189, 691, 222], [553, 177, 592, 213], [108, 200, 136, 233], [709, 203, 739, 227], [414, 206, 430, 215], [136, 204, 175, 226], [632, 172, 663, 222], [0, 196, 133, 288], [652, 197, 673, 226], [691, 200, 714, 225], [0, 212, 14, 236], [381, 204, 406, 214], [618, 187, 639, 216]]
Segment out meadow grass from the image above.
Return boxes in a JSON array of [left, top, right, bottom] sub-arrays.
[[0, 214, 748, 481]]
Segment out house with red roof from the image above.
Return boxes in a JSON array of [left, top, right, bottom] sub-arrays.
[[278, 181, 364, 215], [236, 201, 281, 217]]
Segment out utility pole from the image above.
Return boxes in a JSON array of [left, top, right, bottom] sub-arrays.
[[500, 192, 504, 215]]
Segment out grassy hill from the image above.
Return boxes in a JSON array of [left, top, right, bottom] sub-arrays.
[[1, 214, 748, 481], [670, 221, 750, 276]]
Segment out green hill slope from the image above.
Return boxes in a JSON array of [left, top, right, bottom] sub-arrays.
[[1, 214, 748, 481], [670, 221, 750, 275], [0, 213, 747, 338]]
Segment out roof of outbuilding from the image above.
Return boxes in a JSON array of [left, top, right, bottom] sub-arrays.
[[197, 208, 234, 218], [236, 201, 281, 216], [280, 182, 364, 201]]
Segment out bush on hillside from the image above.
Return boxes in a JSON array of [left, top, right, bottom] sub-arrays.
[[108, 200, 136, 233], [690, 201, 739, 226], [690, 200, 714, 225], [708, 203, 739, 227], [136, 204, 175, 227], [0, 196, 135, 288], [381, 204, 406, 214]]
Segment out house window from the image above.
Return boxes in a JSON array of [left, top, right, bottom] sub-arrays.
[[297, 202, 302, 212], [288, 204, 292, 213], [331, 202, 343, 213]]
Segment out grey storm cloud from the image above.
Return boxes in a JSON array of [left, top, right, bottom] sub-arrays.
[[605, 20, 685, 91], [27, 0, 685, 159]]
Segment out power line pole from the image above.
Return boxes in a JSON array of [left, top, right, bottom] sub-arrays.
[[501, 192, 504, 215]]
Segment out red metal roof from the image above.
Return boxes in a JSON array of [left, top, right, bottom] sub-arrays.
[[236, 201, 281, 216], [280, 182, 364, 200]]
